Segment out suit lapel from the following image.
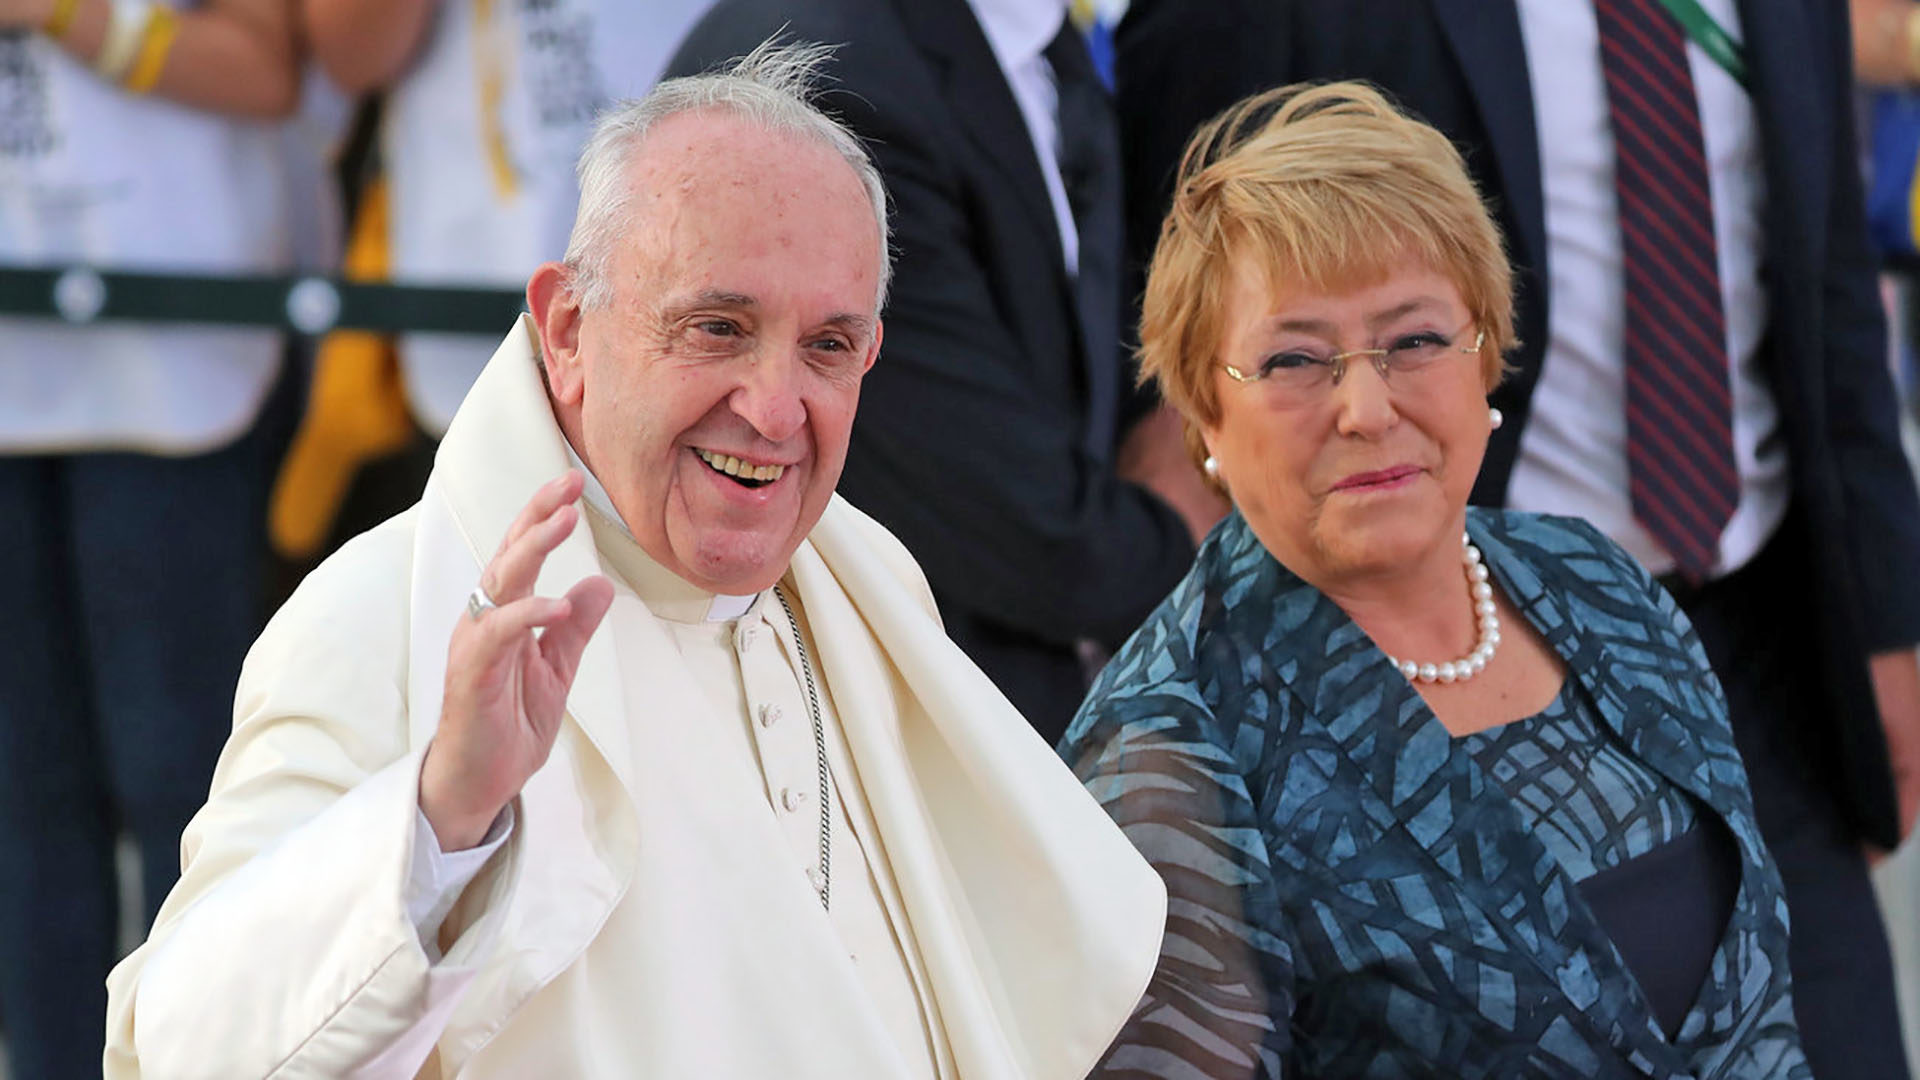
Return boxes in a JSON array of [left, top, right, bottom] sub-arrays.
[[1738, 0, 1821, 243], [1736, 0, 1821, 396], [1428, 0, 1549, 293], [892, 0, 1069, 282]]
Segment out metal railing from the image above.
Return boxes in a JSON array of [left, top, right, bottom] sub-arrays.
[[0, 264, 525, 336]]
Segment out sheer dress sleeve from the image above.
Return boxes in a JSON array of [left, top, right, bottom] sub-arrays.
[[1067, 702, 1301, 1079]]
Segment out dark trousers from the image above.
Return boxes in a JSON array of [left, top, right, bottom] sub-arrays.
[[0, 432, 269, 1079], [1668, 522, 1910, 1079]]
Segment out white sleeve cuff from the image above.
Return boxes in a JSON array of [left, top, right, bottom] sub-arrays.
[[405, 805, 512, 960]]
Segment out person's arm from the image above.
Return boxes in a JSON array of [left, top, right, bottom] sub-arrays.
[[1851, 0, 1920, 86], [1118, 403, 1231, 546], [1816, 0, 1920, 844], [301, 0, 438, 96], [1870, 649, 1920, 844], [9, 0, 300, 119], [1820, 0, 1920, 653], [105, 520, 521, 1078], [1063, 695, 1297, 1078], [118, 756, 519, 1079], [106, 477, 612, 1077]]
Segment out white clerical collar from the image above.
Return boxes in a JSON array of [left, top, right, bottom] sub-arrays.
[[561, 437, 759, 623], [967, 0, 1068, 75]]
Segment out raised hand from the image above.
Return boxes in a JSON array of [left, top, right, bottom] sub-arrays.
[[419, 471, 615, 851]]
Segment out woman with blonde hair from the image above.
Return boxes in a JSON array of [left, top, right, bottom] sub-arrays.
[[1065, 82, 1809, 1078]]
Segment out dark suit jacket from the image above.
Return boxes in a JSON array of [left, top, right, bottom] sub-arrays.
[[1062, 510, 1807, 1078], [670, 0, 1194, 742], [1117, 0, 1920, 846]]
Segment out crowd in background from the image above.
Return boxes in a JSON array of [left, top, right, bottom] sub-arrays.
[[5, 0, 1920, 1074]]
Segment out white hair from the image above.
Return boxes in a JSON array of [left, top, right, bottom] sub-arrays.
[[561, 39, 893, 311]]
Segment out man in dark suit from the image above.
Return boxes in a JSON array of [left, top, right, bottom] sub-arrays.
[[1117, 0, 1920, 1073], [669, 0, 1224, 744]]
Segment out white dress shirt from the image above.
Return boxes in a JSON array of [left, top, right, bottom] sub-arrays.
[[967, 0, 1080, 273], [1509, 0, 1787, 578]]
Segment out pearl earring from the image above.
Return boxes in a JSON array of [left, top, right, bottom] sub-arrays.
[[1489, 406, 1504, 431], [1203, 456, 1220, 479]]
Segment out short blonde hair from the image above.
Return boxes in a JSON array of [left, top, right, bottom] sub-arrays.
[[1138, 81, 1516, 469]]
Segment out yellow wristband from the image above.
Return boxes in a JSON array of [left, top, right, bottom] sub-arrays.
[[42, 0, 80, 39], [122, 4, 178, 95]]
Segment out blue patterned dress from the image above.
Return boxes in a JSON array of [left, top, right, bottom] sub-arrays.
[[1457, 681, 1699, 884], [1061, 509, 1808, 1079]]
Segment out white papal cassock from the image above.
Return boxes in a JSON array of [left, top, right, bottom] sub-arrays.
[[103, 317, 1166, 1079]]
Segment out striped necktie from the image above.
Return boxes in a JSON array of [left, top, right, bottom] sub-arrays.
[[1045, 18, 1123, 459], [1596, 0, 1740, 581]]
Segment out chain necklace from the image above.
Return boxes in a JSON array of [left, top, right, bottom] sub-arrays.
[[772, 586, 832, 910]]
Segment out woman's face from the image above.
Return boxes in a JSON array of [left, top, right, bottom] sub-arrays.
[[1202, 254, 1491, 586]]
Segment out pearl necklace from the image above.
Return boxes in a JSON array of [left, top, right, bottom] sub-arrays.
[[1384, 532, 1501, 684]]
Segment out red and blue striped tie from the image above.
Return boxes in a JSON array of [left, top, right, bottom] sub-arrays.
[[1596, 0, 1739, 581]]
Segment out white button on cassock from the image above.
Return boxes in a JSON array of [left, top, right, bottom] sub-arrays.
[[781, 787, 808, 812], [759, 703, 783, 728]]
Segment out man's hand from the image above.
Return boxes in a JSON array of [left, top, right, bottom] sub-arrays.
[[1870, 646, 1920, 855], [1118, 404, 1230, 546], [419, 471, 615, 851]]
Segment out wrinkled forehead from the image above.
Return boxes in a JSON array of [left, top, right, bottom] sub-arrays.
[[621, 112, 883, 303]]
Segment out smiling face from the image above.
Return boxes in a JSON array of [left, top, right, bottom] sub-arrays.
[[1202, 253, 1491, 589], [535, 109, 884, 595]]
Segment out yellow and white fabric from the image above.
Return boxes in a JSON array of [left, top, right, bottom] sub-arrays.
[[384, 0, 714, 432], [0, 9, 291, 453], [103, 316, 1165, 1078]]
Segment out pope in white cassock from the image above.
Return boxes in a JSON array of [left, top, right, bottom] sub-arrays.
[[102, 42, 1166, 1079]]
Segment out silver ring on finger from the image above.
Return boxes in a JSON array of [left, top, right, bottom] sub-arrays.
[[466, 583, 499, 622]]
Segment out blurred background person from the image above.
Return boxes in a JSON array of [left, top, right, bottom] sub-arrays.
[[272, 0, 716, 573], [670, 0, 1227, 744], [1117, 1, 1920, 1075], [0, 0, 302, 1075], [1854, 0, 1920, 435], [1068, 79, 1809, 1079], [1847, 0, 1920, 1068], [1855, 0, 1920, 88]]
